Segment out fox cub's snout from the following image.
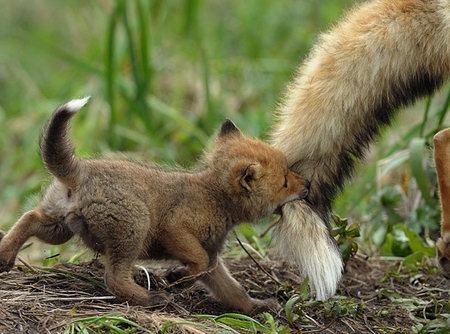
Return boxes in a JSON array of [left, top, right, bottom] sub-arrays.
[[210, 118, 310, 218], [282, 169, 310, 203]]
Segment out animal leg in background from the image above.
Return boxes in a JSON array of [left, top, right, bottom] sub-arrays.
[[434, 129, 450, 277]]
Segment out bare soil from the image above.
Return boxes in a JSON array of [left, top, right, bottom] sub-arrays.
[[1, 253, 449, 333]]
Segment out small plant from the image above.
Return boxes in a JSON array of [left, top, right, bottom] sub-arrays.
[[331, 214, 361, 264], [323, 298, 362, 318], [66, 313, 153, 334], [195, 312, 286, 334], [284, 278, 311, 326]]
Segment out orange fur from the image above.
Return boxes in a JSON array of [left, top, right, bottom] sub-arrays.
[[434, 129, 450, 277]]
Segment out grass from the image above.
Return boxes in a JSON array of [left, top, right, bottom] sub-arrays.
[[65, 313, 154, 334], [0, 0, 356, 239], [1, 0, 450, 333], [4, 255, 449, 333]]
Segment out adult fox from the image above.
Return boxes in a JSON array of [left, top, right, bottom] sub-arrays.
[[271, 0, 450, 301]]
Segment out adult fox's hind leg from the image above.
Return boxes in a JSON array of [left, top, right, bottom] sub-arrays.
[[0, 208, 74, 272], [434, 129, 450, 277]]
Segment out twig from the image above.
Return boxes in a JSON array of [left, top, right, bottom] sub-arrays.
[[136, 265, 151, 291], [234, 231, 283, 285], [42, 296, 116, 302], [302, 317, 338, 333], [363, 314, 376, 334], [259, 217, 281, 238], [165, 260, 219, 289], [17, 255, 38, 274]]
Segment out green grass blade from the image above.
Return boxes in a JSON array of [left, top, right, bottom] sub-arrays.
[[121, 1, 142, 92], [285, 294, 301, 324], [213, 313, 267, 332], [105, 1, 124, 146], [419, 96, 432, 138], [8, 33, 103, 76], [147, 95, 209, 144], [68, 250, 88, 263], [409, 137, 433, 207], [68, 313, 154, 334], [437, 89, 450, 130], [195, 313, 268, 333], [200, 44, 212, 116], [137, 0, 152, 95]]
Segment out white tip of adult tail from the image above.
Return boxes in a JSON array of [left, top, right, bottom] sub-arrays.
[[64, 96, 91, 113], [272, 201, 343, 301]]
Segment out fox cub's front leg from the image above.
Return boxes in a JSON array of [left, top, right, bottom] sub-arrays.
[[434, 129, 450, 278]]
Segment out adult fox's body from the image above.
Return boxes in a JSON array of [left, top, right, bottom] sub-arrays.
[[271, 0, 450, 300]]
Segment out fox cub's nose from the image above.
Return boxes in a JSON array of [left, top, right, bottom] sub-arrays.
[[305, 180, 310, 189]]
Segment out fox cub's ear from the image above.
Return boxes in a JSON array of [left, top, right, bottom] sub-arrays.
[[218, 118, 242, 138], [239, 163, 260, 192]]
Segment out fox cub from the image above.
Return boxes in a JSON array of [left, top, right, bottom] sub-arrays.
[[0, 97, 309, 314]]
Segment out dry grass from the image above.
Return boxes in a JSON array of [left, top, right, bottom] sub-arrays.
[[1, 254, 450, 333]]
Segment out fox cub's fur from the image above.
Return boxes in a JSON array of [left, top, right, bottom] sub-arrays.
[[270, 0, 450, 301], [0, 98, 310, 314]]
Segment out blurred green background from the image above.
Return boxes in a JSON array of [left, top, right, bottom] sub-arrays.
[[1, 0, 449, 264]]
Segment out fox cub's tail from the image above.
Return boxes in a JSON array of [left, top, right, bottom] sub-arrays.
[[40, 97, 90, 188], [271, 0, 450, 300]]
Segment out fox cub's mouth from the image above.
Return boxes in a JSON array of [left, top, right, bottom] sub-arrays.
[[298, 179, 310, 200], [299, 188, 309, 200], [275, 179, 310, 213], [303, 180, 310, 196]]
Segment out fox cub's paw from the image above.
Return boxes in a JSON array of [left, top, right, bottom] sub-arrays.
[[143, 291, 171, 308], [165, 265, 187, 282], [249, 298, 281, 315], [124, 291, 171, 308], [0, 257, 15, 273], [165, 266, 197, 287], [0, 231, 16, 273]]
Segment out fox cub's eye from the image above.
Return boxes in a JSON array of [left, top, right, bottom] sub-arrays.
[[283, 177, 288, 188]]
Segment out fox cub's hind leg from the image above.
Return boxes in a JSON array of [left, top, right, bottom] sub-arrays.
[[200, 258, 281, 315], [0, 208, 74, 272], [434, 129, 450, 277], [104, 256, 169, 307], [100, 220, 170, 307]]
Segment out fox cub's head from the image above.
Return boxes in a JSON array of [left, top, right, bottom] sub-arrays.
[[211, 119, 310, 220]]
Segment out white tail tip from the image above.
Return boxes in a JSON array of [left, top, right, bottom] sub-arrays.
[[273, 201, 343, 301], [64, 96, 91, 112]]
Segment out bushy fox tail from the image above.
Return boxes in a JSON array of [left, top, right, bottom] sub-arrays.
[[40, 97, 90, 187], [270, 0, 450, 300]]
